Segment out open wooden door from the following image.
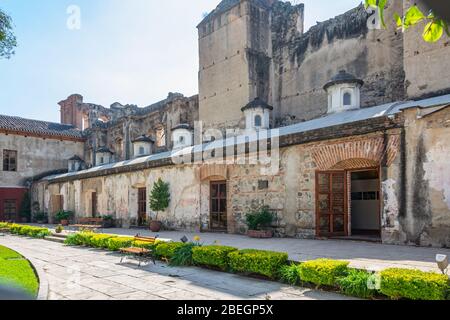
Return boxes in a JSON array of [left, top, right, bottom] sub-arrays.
[[316, 171, 347, 237]]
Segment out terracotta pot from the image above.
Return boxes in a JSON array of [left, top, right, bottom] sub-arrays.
[[149, 220, 162, 232], [60, 220, 69, 226], [247, 230, 273, 239]]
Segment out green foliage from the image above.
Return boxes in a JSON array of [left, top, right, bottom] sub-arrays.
[[19, 192, 31, 221], [88, 234, 117, 249], [33, 212, 48, 223], [228, 249, 288, 279], [149, 178, 170, 220], [55, 211, 73, 222], [55, 225, 64, 233], [8, 224, 50, 238], [380, 268, 449, 300], [63, 231, 94, 246], [0, 245, 38, 297], [337, 269, 378, 299], [170, 242, 202, 266], [192, 245, 238, 270], [107, 237, 135, 251], [154, 242, 185, 259], [365, 0, 448, 43], [0, 9, 17, 59], [245, 206, 274, 231], [279, 264, 302, 285], [298, 259, 350, 287]]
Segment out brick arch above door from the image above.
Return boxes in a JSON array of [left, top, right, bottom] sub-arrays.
[[200, 164, 228, 181], [311, 135, 400, 171]]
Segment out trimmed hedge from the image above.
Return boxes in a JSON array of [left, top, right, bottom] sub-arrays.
[[192, 245, 237, 270], [298, 259, 349, 287], [228, 249, 288, 279], [155, 242, 187, 259], [380, 268, 449, 300], [7, 224, 51, 239], [106, 237, 135, 251], [88, 234, 117, 249]]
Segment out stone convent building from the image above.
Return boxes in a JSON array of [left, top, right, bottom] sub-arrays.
[[1, 0, 450, 247]]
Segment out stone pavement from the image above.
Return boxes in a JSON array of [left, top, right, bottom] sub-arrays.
[[0, 235, 351, 300], [85, 227, 449, 273]]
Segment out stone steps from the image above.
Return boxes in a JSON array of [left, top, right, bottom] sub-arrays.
[[44, 235, 66, 243]]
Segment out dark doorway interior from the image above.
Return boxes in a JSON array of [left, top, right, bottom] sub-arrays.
[[138, 188, 147, 226], [350, 170, 381, 239]]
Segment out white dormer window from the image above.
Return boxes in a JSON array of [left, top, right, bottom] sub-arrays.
[[254, 115, 262, 127], [343, 92, 352, 106], [323, 71, 363, 114], [139, 146, 145, 155], [100, 157, 104, 164], [241, 98, 273, 132]]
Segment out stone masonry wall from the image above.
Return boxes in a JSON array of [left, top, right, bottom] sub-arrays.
[[271, 2, 405, 126]]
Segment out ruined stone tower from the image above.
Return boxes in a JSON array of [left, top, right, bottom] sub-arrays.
[[197, 0, 298, 131]]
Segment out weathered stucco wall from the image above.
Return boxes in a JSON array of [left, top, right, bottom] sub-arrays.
[[401, 106, 450, 247], [403, 0, 450, 99], [39, 129, 410, 243], [271, 2, 405, 125], [0, 134, 84, 187]]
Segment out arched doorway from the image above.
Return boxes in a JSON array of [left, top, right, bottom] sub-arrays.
[[316, 158, 381, 239]]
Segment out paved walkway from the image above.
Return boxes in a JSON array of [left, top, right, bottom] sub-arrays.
[[28, 224, 450, 272], [0, 235, 351, 300]]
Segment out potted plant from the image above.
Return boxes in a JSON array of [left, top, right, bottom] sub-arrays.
[[55, 210, 73, 226], [245, 206, 275, 238], [34, 212, 48, 224], [55, 225, 64, 234], [149, 178, 170, 232], [102, 215, 115, 228]]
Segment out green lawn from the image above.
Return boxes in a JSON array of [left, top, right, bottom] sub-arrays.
[[0, 245, 39, 297]]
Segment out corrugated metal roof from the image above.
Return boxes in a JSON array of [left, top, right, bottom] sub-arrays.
[[0, 114, 83, 139], [45, 94, 450, 182]]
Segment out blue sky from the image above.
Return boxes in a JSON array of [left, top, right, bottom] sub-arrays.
[[0, 0, 360, 122]]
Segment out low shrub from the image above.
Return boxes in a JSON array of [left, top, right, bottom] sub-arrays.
[[63, 232, 94, 246], [279, 264, 302, 285], [170, 243, 202, 266], [0, 222, 10, 229], [228, 249, 288, 279], [107, 237, 135, 251], [132, 239, 159, 250], [154, 242, 186, 259], [192, 245, 237, 270], [88, 234, 117, 249], [7, 224, 50, 239], [298, 259, 349, 287], [245, 206, 274, 231], [380, 268, 449, 300], [337, 269, 378, 299]]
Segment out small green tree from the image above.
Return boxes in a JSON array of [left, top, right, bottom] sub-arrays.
[[19, 191, 31, 222], [149, 178, 170, 221]]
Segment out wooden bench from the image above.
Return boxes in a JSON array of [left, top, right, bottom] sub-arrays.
[[70, 218, 104, 231], [119, 235, 158, 266]]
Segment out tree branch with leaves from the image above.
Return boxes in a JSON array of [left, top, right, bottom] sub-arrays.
[[365, 0, 449, 42], [0, 8, 16, 59]]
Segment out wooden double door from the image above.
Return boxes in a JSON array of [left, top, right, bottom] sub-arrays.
[[210, 181, 227, 230], [316, 171, 348, 237]]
